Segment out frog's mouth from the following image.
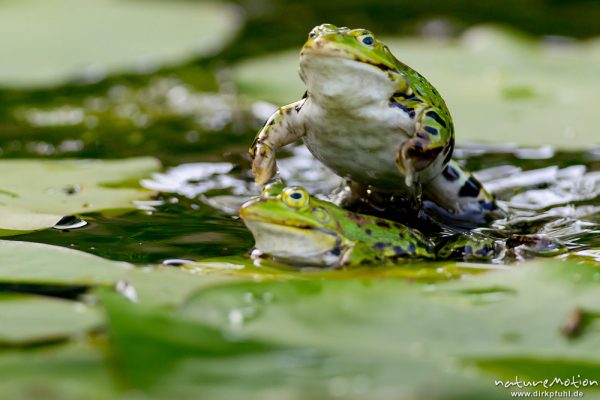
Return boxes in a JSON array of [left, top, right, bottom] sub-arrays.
[[241, 217, 341, 264], [301, 44, 393, 73]]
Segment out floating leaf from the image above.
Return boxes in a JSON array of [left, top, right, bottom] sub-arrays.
[[101, 291, 500, 399], [0, 295, 100, 345], [0, 0, 243, 87], [177, 260, 600, 395], [233, 26, 600, 148], [0, 240, 130, 285], [124, 267, 240, 307], [0, 157, 160, 235], [0, 342, 117, 400]]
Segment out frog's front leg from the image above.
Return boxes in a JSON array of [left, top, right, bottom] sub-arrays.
[[396, 106, 452, 187], [250, 100, 306, 185]]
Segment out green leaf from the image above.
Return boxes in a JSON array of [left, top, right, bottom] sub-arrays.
[[0, 0, 243, 87], [0, 342, 117, 400], [124, 266, 240, 307], [0, 295, 100, 345], [101, 291, 501, 399], [0, 157, 160, 235], [178, 260, 600, 387], [233, 26, 599, 149], [0, 240, 130, 285]]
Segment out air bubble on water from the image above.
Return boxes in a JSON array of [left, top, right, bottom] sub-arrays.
[[162, 259, 194, 267], [53, 215, 87, 230], [228, 309, 244, 329]]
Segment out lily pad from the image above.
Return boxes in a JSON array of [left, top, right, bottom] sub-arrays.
[[0, 0, 243, 87], [101, 291, 501, 399], [0, 157, 160, 235], [0, 342, 117, 400], [233, 26, 600, 149], [0, 295, 100, 345], [177, 260, 600, 392], [0, 240, 130, 285]]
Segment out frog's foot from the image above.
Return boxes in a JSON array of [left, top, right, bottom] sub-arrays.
[[250, 142, 277, 186], [422, 160, 502, 227], [396, 137, 444, 187]]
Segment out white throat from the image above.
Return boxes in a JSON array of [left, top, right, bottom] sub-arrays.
[[299, 55, 396, 110]]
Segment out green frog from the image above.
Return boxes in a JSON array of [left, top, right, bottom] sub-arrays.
[[239, 184, 499, 267], [249, 24, 497, 221]]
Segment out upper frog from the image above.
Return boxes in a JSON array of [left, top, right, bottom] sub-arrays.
[[250, 23, 498, 223], [240, 183, 435, 266]]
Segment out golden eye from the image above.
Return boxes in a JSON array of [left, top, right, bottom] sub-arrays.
[[357, 33, 375, 46], [282, 187, 309, 209]]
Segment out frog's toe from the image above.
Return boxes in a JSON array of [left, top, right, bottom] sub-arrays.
[[252, 155, 277, 186]]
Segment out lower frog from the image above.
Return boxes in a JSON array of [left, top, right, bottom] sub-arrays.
[[250, 24, 500, 224], [239, 184, 504, 267]]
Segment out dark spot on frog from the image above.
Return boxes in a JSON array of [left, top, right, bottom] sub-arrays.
[[426, 111, 447, 128], [389, 100, 416, 118], [476, 244, 493, 256], [442, 165, 460, 182], [365, 228, 372, 235], [407, 244, 416, 253], [480, 201, 497, 210], [424, 126, 438, 135], [373, 242, 389, 251], [458, 178, 482, 198], [393, 245, 406, 256], [464, 244, 473, 254], [347, 212, 369, 227], [443, 137, 455, 164], [329, 246, 342, 256], [267, 119, 275, 126], [375, 219, 390, 228]]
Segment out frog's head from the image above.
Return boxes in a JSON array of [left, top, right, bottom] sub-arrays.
[[300, 24, 401, 103], [239, 184, 342, 265]]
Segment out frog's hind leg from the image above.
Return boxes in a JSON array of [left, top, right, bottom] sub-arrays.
[[423, 160, 500, 224]]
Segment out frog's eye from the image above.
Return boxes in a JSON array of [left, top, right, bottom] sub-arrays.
[[358, 33, 375, 46], [282, 187, 309, 209]]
